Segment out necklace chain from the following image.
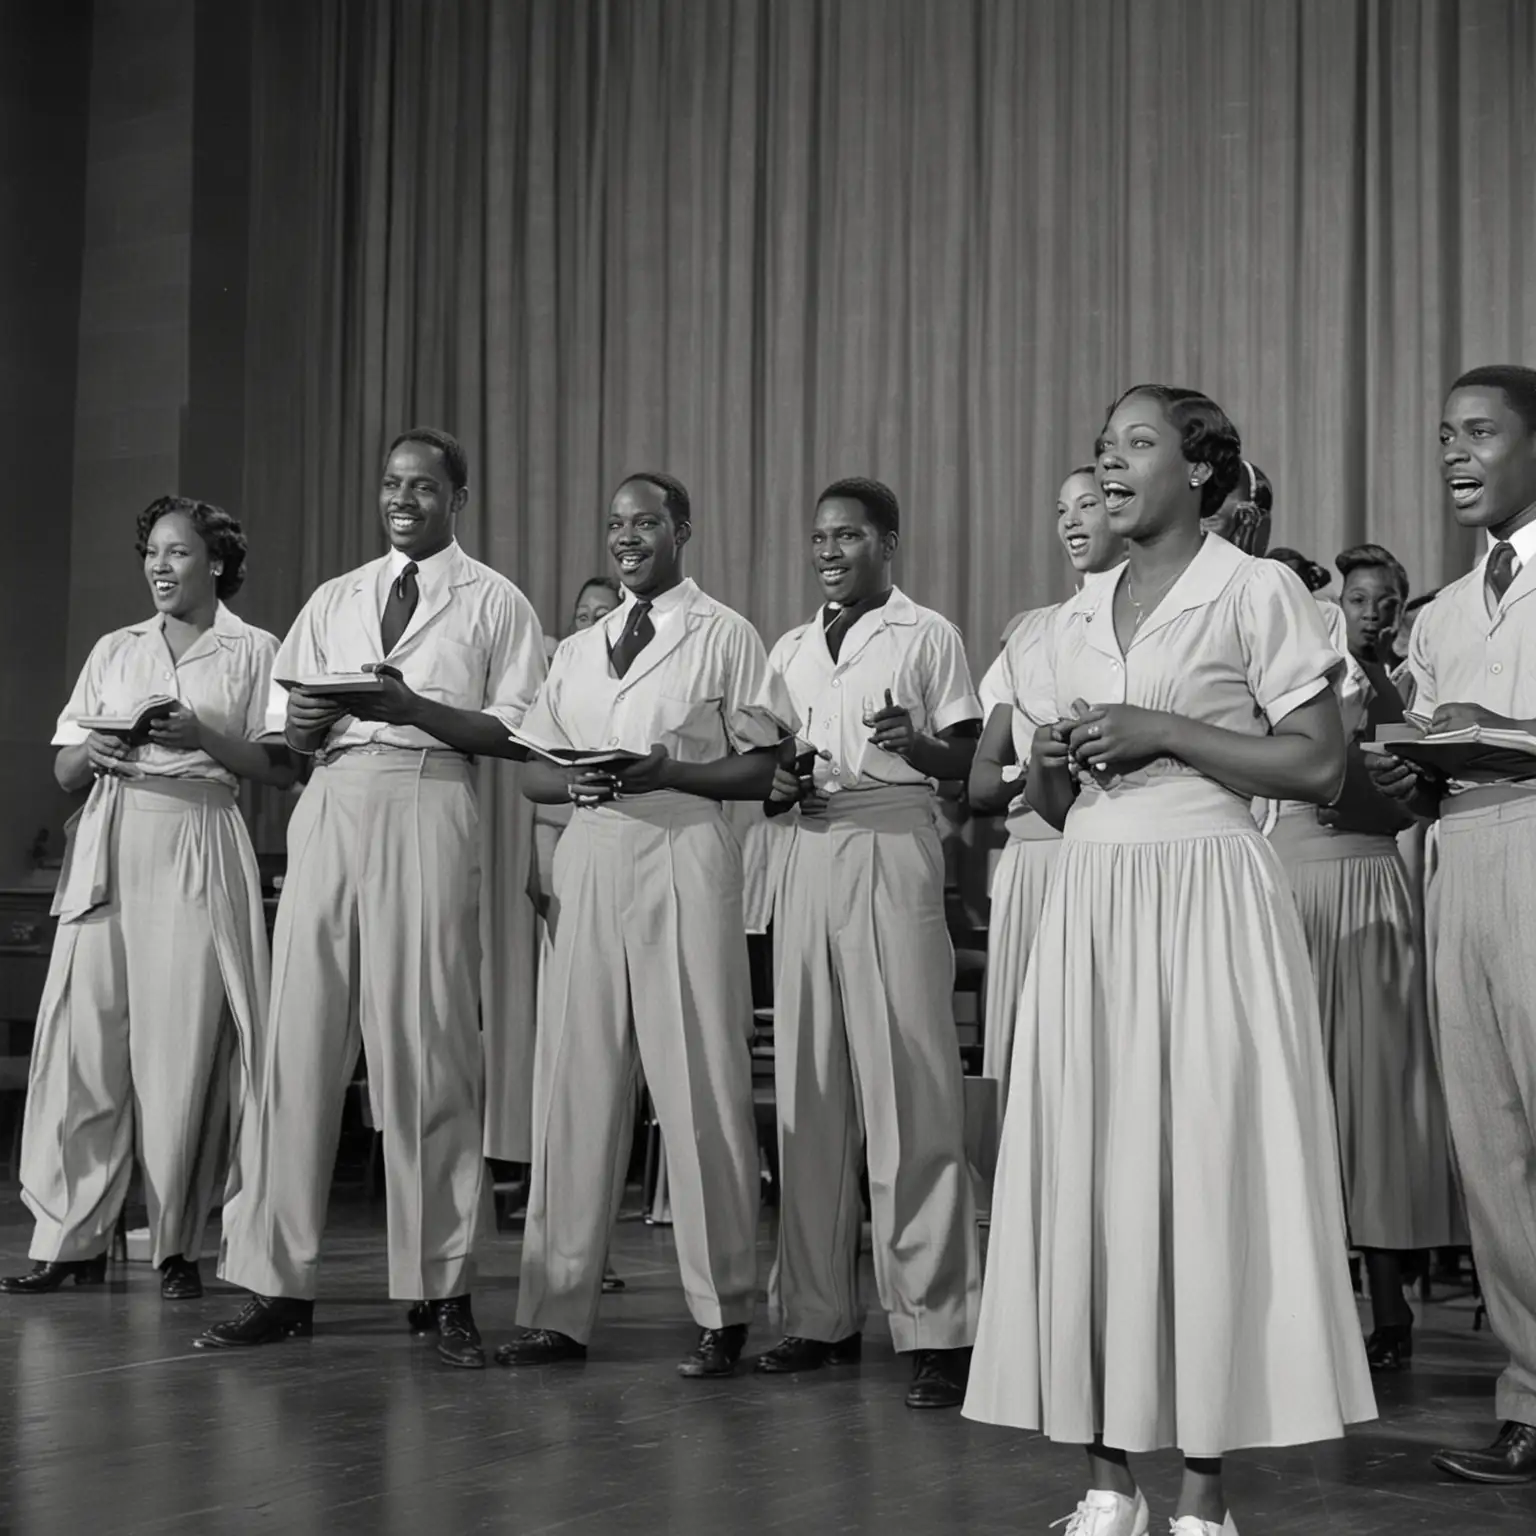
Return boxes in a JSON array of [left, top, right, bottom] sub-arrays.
[[1126, 567, 1183, 629]]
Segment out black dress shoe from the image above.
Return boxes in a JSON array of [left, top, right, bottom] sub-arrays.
[[678, 1323, 748, 1378], [1364, 1319, 1413, 1371], [904, 1346, 971, 1409], [431, 1296, 485, 1369], [494, 1328, 588, 1367], [601, 1266, 626, 1294], [1432, 1421, 1536, 1484], [406, 1300, 434, 1336], [159, 1256, 203, 1301], [0, 1255, 108, 1294], [194, 1295, 314, 1349], [753, 1333, 863, 1374]]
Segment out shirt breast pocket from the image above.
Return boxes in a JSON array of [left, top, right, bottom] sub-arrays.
[[418, 637, 484, 707], [652, 694, 724, 757]]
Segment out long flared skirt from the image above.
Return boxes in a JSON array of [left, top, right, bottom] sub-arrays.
[[964, 780, 1375, 1455], [1270, 814, 1460, 1250]]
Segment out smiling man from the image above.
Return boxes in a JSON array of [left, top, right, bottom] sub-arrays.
[[498, 471, 791, 1380], [1369, 364, 1536, 1484], [199, 426, 546, 1369], [756, 477, 981, 1409]]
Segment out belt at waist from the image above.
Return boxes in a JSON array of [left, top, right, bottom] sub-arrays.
[[1004, 803, 1060, 843], [1268, 806, 1399, 864], [572, 789, 726, 830], [316, 748, 471, 783], [796, 784, 936, 835], [1065, 775, 1262, 844], [1439, 780, 1536, 834], [53, 773, 235, 923]]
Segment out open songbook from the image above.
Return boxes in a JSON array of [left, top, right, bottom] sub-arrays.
[[76, 695, 179, 742], [1363, 711, 1536, 781], [276, 672, 386, 695], [505, 731, 645, 772]]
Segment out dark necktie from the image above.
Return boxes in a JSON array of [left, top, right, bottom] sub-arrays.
[[380, 562, 419, 655], [822, 591, 891, 663], [1487, 540, 1519, 606], [609, 599, 655, 679]]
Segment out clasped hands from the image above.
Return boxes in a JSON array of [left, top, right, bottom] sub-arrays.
[[1033, 699, 1173, 785], [566, 747, 672, 807], [86, 700, 203, 776]]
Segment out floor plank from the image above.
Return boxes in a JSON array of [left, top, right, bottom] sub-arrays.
[[2, 1190, 1534, 1534]]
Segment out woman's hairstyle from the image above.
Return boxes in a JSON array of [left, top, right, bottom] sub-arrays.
[[1236, 460, 1273, 513], [135, 495, 249, 600], [819, 476, 900, 536], [1267, 546, 1331, 593], [1336, 542, 1410, 603], [387, 426, 469, 493], [577, 574, 622, 602], [1449, 365, 1536, 434], [1403, 588, 1440, 616], [622, 471, 691, 526], [1101, 385, 1243, 518]]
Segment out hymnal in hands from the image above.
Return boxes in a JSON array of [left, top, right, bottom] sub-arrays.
[[76, 695, 178, 744]]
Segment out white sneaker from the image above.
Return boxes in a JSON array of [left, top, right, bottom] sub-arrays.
[[1050, 1488, 1150, 1535], [1168, 1516, 1238, 1535]]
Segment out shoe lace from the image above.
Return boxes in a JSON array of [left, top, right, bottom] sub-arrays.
[[1048, 1503, 1096, 1535], [435, 1297, 474, 1334]]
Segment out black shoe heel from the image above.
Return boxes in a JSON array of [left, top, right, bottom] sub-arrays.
[[1365, 1320, 1413, 1370], [74, 1255, 108, 1286]]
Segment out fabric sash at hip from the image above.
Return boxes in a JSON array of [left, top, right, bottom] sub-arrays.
[[1065, 774, 1261, 844], [796, 783, 936, 836], [1003, 801, 1061, 843], [53, 774, 237, 924], [1267, 804, 1400, 864]]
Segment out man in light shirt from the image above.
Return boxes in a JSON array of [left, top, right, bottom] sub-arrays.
[[756, 477, 981, 1408], [199, 427, 546, 1369], [1371, 365, 1536, 1484], [497, 472, 790, 1380]]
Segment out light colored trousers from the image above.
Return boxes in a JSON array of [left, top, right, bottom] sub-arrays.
[[517, 791, 759, 1344], [22, 777, 266, 1266], [772, 787, 979, 1352], [219, 751, 491, 1301], [1431, 789, 1536, 1425]]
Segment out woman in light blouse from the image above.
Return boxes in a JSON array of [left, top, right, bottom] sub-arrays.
[[1, 496, 294, 1301]]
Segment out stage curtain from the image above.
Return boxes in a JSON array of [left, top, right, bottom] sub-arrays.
[[238, 0, 1536, 1154]]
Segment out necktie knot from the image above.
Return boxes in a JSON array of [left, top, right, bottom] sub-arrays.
[[610, 600, 656, 679], [1488, 540, 1519, 603], [381, 562, 420, 655]]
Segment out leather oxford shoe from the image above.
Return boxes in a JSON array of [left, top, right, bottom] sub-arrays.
[[431, 1295, 486, 1368], [494, 1328, 588, 1367], [753, 1333, 863, 1374], [905, 1346, 971, 1409], [0, 1256, 107, 1293], [1432, 1421, 1536, 1484], [159, 1256, 203, 1301], [678, 1323, 747, 1378], [195, 1295, 314, 1348]]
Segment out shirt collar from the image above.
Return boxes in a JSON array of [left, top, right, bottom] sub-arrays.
[[125, 602, 246, 643], [1485, 520, 1536, 567], [604, 575, 698, 637], [389, 539, 459, 589]]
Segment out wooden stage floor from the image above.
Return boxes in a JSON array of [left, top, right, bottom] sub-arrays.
[[2, 1191, 1535, 1535]]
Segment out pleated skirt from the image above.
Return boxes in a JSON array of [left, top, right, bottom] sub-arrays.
[[1270, 811, 1460, 1250], [981, 814, 1060, 1109], [964, 777, 1376, 1455]]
